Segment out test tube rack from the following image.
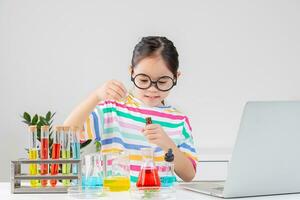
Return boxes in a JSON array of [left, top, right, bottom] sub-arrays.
[[11, 158, 81, 194]]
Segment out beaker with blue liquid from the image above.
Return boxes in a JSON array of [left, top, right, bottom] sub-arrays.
[[82, 153, 103, 187]]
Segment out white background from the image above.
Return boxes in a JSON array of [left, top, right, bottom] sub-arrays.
[[1, 0, 300, 181]]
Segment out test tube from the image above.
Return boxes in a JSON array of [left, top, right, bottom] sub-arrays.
[[28, 125, 38, 187], [50, 126, 62, 187], [70, 126, 80, 185], [40, 125, 49, 187], [62, 126, 71, 186]]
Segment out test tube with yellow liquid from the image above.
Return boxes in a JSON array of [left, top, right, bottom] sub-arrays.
[[28, 125, 38, 187], [61, 126, 71, 186]]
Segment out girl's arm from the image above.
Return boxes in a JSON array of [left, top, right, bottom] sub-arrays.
[[143, 124, 196, 181], [64, 80, 127, 128], [169, 143, 196, 182], [64, 93, 99, 128]]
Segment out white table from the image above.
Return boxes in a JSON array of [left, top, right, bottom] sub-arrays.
[[2, 182, 300, 200]]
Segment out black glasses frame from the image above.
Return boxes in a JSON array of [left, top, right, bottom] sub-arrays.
[[131, 73, 177, 92]]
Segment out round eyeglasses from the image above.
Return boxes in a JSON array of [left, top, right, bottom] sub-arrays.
[[131, 73, 177, 92]]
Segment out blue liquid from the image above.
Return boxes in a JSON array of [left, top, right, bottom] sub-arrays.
[[71, 142, 80, 185], [81, 176, 86, 187], [160, 176, 176, 187], [85, 176, 103, 187]]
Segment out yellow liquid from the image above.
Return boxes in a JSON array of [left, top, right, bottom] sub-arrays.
[[29, 149, 38, 187], [62, 150, 71, 186], [103, 176, 130, 192]]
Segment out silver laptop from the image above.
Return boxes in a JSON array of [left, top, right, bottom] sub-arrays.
[[182, 101, 300, 198]]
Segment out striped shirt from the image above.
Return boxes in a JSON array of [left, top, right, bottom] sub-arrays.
[[83, 93, 197, 183]]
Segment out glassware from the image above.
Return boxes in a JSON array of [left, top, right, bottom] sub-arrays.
[[71, 126, 81, 185], [160, 149, 176, 187], [62, 126, 71, 186], [50, 126, 62, 187], [28, 125, 38, 187], [103, 150, 130, 192], [136, 148, 161, 188], [40, 125, 49, 187], [84, 153, 103, 187]]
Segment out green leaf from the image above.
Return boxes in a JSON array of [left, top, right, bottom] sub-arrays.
[[31, 114, 38, 125], [37, 121, 43, 127], [40, 116, 47, 125], [23, 112, 31, 123], [46, 111, 51, 121], [80, 140, 92, 149]]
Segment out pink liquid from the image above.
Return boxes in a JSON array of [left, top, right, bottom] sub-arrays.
[[40, 138, 49, 187], [50, 143, 60, 187]]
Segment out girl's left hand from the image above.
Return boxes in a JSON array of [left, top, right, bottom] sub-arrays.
[[142, 124, 176, 151]]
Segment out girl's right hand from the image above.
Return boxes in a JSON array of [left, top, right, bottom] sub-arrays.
[[93, 80, 127, 101]]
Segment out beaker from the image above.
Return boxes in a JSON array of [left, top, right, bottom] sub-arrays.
[[103, 150, 130, 192], [84, 153, 103, 187]]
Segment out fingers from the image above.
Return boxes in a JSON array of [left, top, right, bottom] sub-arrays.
[[106, 90, 122, 100], [105, 80, 127, 100], [111, 80, 127, 95], [143, 129, 157, 136], [143, 131, 159, 141], [107, 86, 124, 99], [144, 124, 159, 130]]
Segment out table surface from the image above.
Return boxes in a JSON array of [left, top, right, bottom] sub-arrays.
[[2, 182, 300, 200]]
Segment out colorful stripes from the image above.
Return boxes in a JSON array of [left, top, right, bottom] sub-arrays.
[[98, 100, 192, 131], [84, 93, 198, 182]]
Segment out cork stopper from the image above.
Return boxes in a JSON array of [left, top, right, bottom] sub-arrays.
[[41, 125, 49, 132], [28, 125, 37, 132], [63, 126, 70, 132], [55, 125, 64, 132], [70, 126, 80, 132], [145, 117, 152, 125]]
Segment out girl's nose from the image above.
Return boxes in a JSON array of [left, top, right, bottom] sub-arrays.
[[148, 83, 159, 92]]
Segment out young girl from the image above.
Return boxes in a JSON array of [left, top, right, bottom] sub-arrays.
[[64, 36, 197, 182]]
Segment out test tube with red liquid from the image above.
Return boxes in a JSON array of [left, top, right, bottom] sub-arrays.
[[50, 126, 62, 187], [40, 125, 49, 187]]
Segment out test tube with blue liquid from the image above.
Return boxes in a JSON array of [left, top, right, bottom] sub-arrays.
[[70, 126, 80, 185]]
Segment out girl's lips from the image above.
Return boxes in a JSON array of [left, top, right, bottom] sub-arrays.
[[144, 95, 160, 99]]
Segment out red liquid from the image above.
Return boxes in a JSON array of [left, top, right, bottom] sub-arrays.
[[41, 138, 49, 187], [136, 167, 161, 187], [50, 143, 61, 187]]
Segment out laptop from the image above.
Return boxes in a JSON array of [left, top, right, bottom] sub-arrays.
[[182, 101, 300, 198]]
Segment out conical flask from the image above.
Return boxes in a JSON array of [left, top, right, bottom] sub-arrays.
[[136, 147, 161, 187]]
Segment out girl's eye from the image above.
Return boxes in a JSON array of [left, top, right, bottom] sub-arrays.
[[140, 80, 149, 83], [158, 81, 167, 84]]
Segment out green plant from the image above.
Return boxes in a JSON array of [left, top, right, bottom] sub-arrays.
[[22, 111, 95, 155], [22, 111, 55, 156]]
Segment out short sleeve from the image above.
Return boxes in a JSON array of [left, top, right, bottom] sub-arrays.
[[178, 116, 198, 171], [81, 101, 114, 142]]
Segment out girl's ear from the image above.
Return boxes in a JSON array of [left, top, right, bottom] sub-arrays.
[[177, 71, 181, 79], [128, 66, 133, 75]]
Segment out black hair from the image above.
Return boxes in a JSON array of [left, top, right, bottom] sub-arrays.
[[131, 36, 179, 77]]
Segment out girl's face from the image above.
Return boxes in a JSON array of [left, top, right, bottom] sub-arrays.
[[131, 56, 178, 107]]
